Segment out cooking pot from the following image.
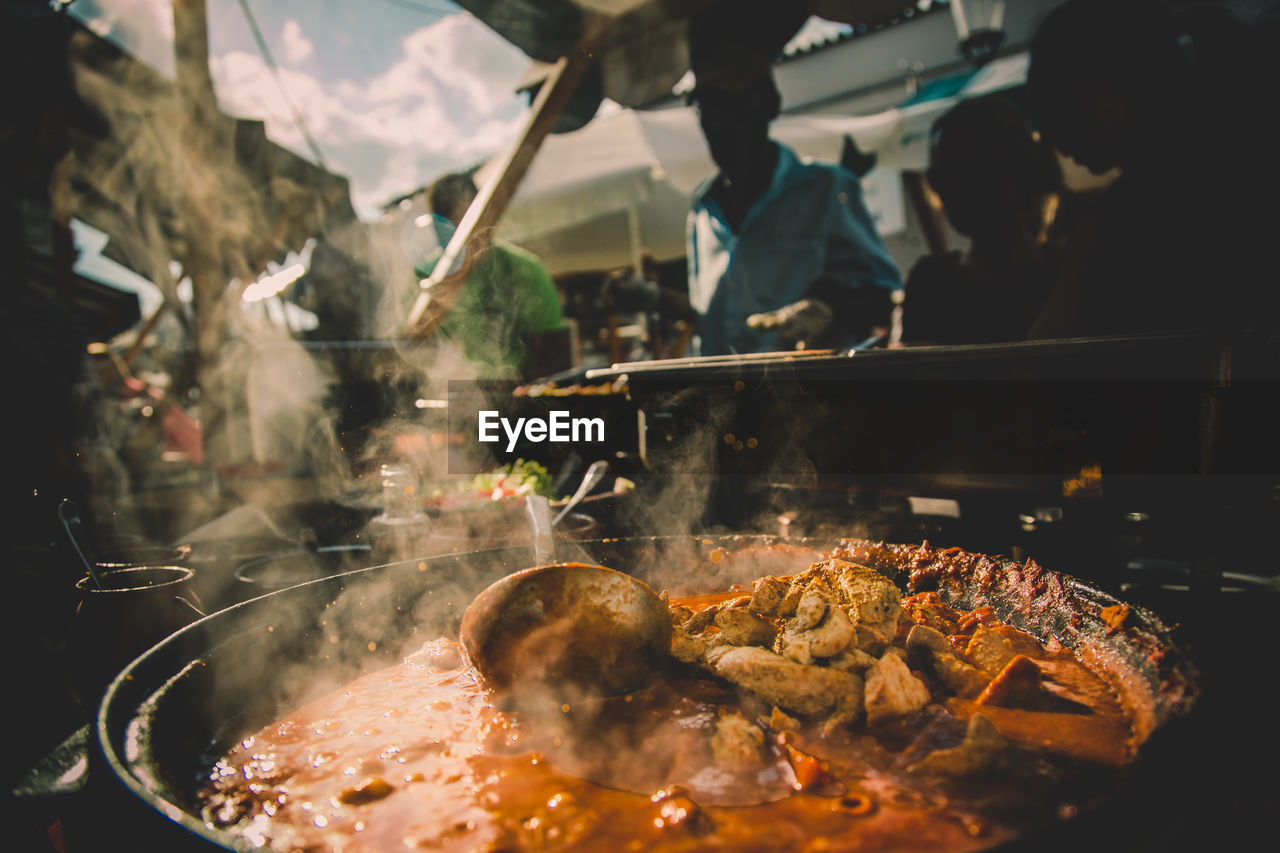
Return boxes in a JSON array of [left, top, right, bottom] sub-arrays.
[[418, 508, 602, 556], [183, 535, 302, 610], [232, 544, 376, 599], [94, 542, 193, 569], [69, 565, 204, 707], [95, 535, 1202, 852]]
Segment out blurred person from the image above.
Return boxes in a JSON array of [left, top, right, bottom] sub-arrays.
[[1025, 0, 1277, 339], [685, 51, 902, 355], [900, 95, 1065, 345], [411, 172, 568, 379]]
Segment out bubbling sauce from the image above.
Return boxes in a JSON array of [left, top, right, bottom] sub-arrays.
[[202, 559, 1140, 852]]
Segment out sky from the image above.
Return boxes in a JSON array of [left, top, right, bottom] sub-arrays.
[[70, 0, 535, 220], [68, 1, 854, 222]]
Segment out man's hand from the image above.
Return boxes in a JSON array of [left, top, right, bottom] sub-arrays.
[[746, 298, 834, 349]]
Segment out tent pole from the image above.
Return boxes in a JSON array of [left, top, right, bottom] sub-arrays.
[[627, 204, 643, 276]]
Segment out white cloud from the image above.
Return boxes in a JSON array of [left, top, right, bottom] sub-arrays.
[[281, 18, 314, 65], [210, 14, 529, 219], [367, 16, 528, 116]]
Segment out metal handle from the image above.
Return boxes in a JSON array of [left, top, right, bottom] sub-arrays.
[[526, 495, 555, 566], [58, 499, 103, 590], [552, 460, 609, 527]]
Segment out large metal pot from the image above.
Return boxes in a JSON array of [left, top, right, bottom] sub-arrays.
[[95, 536, 1203, 852]]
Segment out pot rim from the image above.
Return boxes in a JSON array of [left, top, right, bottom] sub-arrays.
[[75, 564, 196, 594], [95, 534, 1199, 853], [95, 543, 194, 569]]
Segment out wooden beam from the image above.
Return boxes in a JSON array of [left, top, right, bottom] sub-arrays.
[[405, 13, 609, 338]]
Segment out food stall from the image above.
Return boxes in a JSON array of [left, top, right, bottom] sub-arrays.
[[8, 2, 1279, 852]]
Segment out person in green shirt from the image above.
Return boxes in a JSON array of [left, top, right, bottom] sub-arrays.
[[411, 172, 567, 380]]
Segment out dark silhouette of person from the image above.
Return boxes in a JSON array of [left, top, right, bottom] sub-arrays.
[[685, 52, 902, 354], [900, 95, 1065, 345], [1025, 0, 1277, 340]]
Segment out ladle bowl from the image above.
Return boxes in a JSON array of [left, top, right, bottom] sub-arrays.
[[458, 562, 672, 702]]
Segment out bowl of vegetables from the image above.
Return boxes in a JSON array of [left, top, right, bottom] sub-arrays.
[[422, 459, 558, 512]]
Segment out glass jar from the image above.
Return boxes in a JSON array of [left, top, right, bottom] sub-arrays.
[[365, 462, 432, 563], [380, 462, 420, 521]]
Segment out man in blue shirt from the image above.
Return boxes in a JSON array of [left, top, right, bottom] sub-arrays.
[[686, 67, 902, 356]]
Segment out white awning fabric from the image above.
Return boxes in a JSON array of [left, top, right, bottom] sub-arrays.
[[478, 104, 901, 273], [470, 51, 1029, 275]]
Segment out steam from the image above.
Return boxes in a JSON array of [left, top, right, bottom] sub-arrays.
[[58, 3, 904, 746]]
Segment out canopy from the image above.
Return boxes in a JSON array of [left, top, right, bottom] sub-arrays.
[[470, 52, 1029, 274], [453, 0, 924, 111], [473, 105, 898, 273]]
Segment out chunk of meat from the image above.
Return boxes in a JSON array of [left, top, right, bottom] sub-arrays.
[[766, 706, 801, 734], [905, 624, 949, 656], [683, 606, 716, 635], [777, 577, 823, 619], [705, 646, 863, 722], [1101, 603, 1130, 634], [964, 626, 1017, 675], [684, 597, 752, 634], [930, 652, 991, 698], [908, 713, 1006, 777], [957, 606, 999, 634], [977, 655, 1093, 713], [774, 590, 856, 664], [820, 559, 902, 625], [792, 589, 830, 630], [711, 712, 765, 768], [671, 626, 710, 664], [906, 625, 990, 697], [826, 647, 879, 673], [865, 650, 931, 726], [903, 593, 964, 635], [991, 625, 1049, 657], [852, 621, 896, 656], [774, 626, 815, 665], [975, 655, 1045, 709], [807, 604, 856, 658], [714, 608, 777, 647], [946, 699, 1136, 766], [802, 561, 904, 655], [748, 576, 788, 617], [776, 559, 902, 629]]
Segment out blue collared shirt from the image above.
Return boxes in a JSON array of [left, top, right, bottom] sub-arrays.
[[687, 142, 902, 355]]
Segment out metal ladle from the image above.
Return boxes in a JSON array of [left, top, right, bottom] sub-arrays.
[[59, 499, 103, 590], [458, 561, 800, 806], [459, 561, 672, 701]]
